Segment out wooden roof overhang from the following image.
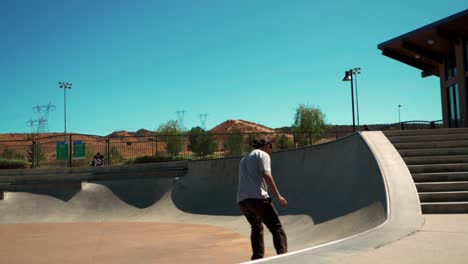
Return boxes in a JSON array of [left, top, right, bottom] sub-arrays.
[[378, 9, 468, 78]]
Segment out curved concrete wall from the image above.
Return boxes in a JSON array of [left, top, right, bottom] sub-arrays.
[[174, 131, 387, 218]]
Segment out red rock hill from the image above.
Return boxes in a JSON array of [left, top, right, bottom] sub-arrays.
[[210, 119, 276, 134]]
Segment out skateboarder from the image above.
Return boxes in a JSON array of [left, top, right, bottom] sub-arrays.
[[237, 138, 288, 260]]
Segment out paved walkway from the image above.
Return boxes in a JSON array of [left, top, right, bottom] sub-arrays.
[[333, 214, 468, 264]]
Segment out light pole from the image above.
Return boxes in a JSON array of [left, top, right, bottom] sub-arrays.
[[398, 104, 402, 124], [354, 68, 361, 127], [342, 67, 361, 131], [58, 82, 72, 136]]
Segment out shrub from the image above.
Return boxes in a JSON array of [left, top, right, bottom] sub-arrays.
[[1, 148, 24, 160], [126, 155, 186, 164], [164, 136, 184, 157], [188, 127, 217, 157], [275, 134, 294, 150], [0, 158, 29, 169]]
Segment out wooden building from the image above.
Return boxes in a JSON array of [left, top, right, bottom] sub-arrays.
[[378, 9, 468, 128]]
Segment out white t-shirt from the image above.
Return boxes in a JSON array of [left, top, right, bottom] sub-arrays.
[[237, 149, 271, 203]]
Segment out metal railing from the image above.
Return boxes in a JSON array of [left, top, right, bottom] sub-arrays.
[[399, 120, 443, 130], [0, 120, 445, 169], [0, 131, 344, 169]]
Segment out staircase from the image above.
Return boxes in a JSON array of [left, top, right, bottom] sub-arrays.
[[383, 128, 468, 214]]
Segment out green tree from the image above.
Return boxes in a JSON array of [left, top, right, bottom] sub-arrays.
[[157, 120, 184, 156], [224, 128, 244, 157], [188, 127, 217, 157], [292, 104, 329, 147]]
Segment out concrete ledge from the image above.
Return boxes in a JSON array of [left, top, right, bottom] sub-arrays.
[[3, 182, 83, 192], [0, 160, 188, 177], [0, 161, 188, 188]]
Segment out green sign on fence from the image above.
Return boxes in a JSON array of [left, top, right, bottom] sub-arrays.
[[56, 141, 68, 160], [73, 141, 86, 159]]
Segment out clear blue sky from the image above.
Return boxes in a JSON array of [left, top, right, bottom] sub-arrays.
[[2, 1, 466, 136]]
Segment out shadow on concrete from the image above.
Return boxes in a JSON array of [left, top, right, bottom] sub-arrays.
[[97, 178, 175, 208], [10, 183, 82, 202]]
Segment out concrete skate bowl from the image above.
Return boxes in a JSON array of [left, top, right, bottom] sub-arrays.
[[0, 132, 422, 263]]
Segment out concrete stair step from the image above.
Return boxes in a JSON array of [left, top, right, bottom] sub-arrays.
[[399, 148, 468, 157], [388, 134, 468, 143], [393, 141, 468, 150], [384, 128, 468, 137], [421, 201, 468, 214], [408, 163, 468, 173], [412, 172, 468, 182], [419, 191, 468, 202], [404, 155, 468, 165], [416, 181, 468, 192], [385, 128, 468, 214]]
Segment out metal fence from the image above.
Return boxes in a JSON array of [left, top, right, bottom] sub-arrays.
[[0, 120, 444, 169], [0, 131, 344, 168]]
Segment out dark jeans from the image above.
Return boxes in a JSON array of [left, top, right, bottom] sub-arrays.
[[238, 198, 288, 260]]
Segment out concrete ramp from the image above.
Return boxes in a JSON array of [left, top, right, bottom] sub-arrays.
[[0, 132, 423, 262]]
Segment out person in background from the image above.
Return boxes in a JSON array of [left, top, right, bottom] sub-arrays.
[[90, 152, 104, 166]]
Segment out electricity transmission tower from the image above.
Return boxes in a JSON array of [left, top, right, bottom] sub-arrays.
[[26, 118, 36, 133], [176, 109, 187, 129], [199, 113, 208, 129], [27, 102, 56, 133]]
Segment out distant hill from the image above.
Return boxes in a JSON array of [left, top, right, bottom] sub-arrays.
[[135, 129, 156, 137], [106, 130, 133, 137], [0, 133, 64, 142], [107, 129, 156, 138], [0, 121, 411, 142], [210, 119, 277, 134]]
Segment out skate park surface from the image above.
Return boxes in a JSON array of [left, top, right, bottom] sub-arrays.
[[1, 131, 466, 263]]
